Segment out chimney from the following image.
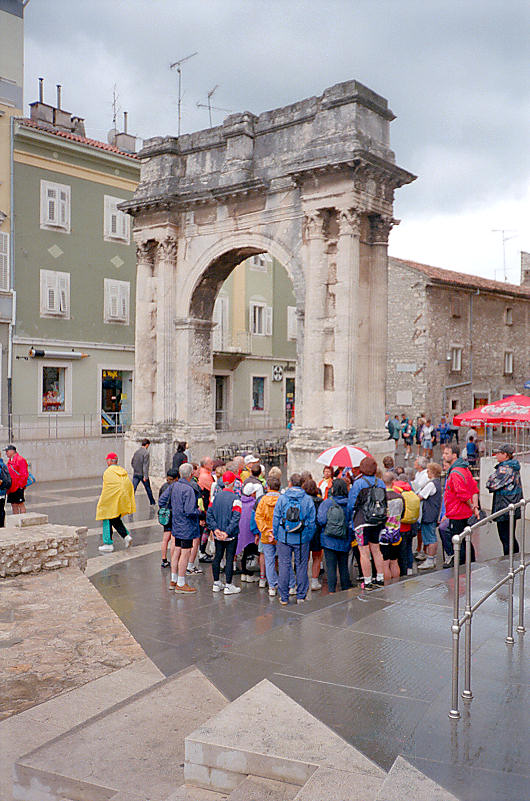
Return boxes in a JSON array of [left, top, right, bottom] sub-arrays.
[[39, 77, 44, 103], [521, 252, 530, 287], [56, 84, 61, 110], [114, 111, 137, 153], [30, 77, 55, 124]]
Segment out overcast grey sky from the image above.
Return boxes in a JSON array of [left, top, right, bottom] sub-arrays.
[[24, 0, 529, 281]]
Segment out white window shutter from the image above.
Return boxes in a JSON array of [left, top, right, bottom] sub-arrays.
[[265, 306, 273, 336], [249, 303, 254, 333], [0, 233, 9, 291], [47, 186, 57, 224], [104, 196, 111, 238], [119, 282, 129, 321], [58, 273, 69, 315], [287, 306, 297, 340], [41, 270, 57, 313]]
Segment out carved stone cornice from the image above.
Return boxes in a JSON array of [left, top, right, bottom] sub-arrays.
[[369, 215, 395, 245], [157, 235, 179, 263], [337, 208, 361, 238]]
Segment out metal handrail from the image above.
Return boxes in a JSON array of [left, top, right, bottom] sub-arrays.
[[449, 498, 529, 720]]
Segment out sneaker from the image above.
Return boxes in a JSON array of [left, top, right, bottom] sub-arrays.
[[124, 534, 132, 548], [268, 587, 277, 596], [279, 599, 289, 605], [406, 568, 413, 575], [259, 578, 267, 588], [186, 565, 203, 575], [311, 578, 322, 591], [212, 581, 225, 593], [224, 583, 241, 595], [373, 578, 385, 587], [244, 574, 259, 583], [418, 558, 435, 570], [362, 581, 374, 591], [415, 552, 427, 561], [443, 556, 455, 568], [98, 544, 114, 553], [289, 587, 297, 596], [175, 583, 197, 594], [169, 580, 177, 590], [161, 559, 170, 568], [199, 554, 214, 563], [297, 598, 305, 605]]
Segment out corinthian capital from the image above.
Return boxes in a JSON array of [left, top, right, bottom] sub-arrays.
[[337, 208, 361, 238], [157, 235, 179, 263], [369, 215, 395, 245], [136, 239, 157, 266], [303, 210, 324, 241]]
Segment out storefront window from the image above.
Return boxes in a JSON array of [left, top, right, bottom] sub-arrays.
[[42, 366, 65, 412], [252, 377, 265, 411], [101, 369, 133, 433]]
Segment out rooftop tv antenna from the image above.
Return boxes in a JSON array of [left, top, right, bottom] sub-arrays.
[[170, 51, 198, 136], [196, 85, 232, 127], [111, 85, 119, 129], [492, 228, 517, 281]]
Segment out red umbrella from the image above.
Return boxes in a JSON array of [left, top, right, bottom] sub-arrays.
[[316, 444, 373, 467], [453, 395, 530, 427]]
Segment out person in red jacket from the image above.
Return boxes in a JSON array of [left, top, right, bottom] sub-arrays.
[[5, 445, 29, 514], [442, 443, 480, 567]]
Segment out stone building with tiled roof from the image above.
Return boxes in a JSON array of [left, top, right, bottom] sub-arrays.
[[386, 255, 530, 422]]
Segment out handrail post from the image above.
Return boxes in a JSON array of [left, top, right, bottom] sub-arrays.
[[449, 533, 462, 719], [505, 505, 515, 645], [462, 529, 473, 701], [517, 501, 526, 634]]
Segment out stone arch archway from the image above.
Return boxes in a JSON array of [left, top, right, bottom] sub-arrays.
[[123, 80, 415, 473]]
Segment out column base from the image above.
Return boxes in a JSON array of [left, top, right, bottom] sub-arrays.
[[287, 428, 395, 475]]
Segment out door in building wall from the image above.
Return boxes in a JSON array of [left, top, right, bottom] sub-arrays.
[[215, 375, 228, 430], [101, 370, 133, 433], [285, 377, 295, 428]]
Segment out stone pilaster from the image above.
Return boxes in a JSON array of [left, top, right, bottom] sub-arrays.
[[333, 207, 361, 433], [153, 234, 178, 424], [134, 241, 157, 425]]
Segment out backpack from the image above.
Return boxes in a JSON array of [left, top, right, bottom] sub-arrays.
[[358, 481, 388, 526], [281, 495, 305, 542], [398, 489, 421, 524], [324, 501, 348, 540], [0, 461, 12, 492]]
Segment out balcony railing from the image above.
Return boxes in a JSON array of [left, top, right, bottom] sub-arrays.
[[213, 330, 251, 354]]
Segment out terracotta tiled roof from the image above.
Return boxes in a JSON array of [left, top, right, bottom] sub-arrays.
[[18, 118, 139, 160], [390, 256, 530, 299]]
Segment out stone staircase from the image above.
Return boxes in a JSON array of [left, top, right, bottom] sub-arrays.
[[12, 670, 459, 801]]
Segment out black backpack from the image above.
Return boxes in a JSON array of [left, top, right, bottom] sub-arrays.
[[358, 481, 387, 525], [324, 501, 348, 540], [0, 460, 12, 492]]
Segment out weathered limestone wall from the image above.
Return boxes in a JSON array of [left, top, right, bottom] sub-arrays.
[[0, 515, 88, 578]]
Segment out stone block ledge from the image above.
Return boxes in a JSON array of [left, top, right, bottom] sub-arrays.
[[0, 522, 88, 578]]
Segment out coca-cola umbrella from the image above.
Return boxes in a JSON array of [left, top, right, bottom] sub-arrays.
[[453, 395, 530, 427], [316, 444, 373, 467]]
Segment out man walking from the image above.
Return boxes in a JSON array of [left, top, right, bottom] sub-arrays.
[[442, 443, 479, 567], [159, 463, 200, 593], [273, 473, 315, 605], [5, 445, 28, 515], [131, 439, 156, 505], [97, 452, 136, 552]]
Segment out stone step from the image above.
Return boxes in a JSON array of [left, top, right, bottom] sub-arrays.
[[375, 756, 459, 801], [185, 679, 385, 794], [164, 787, 228, 801], [292, 766, 384, 801], [227, 775, 300, 800], [14, 668, 228, 801]]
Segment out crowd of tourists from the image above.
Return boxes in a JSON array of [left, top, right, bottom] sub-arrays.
[[385, 413, 481, 465], [94, 437, 524, 601]]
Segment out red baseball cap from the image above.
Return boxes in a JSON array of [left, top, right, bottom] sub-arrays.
[[222, 470, 236, 484], [105, 452, 118, 460]]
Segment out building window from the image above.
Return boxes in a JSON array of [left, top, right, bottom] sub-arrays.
[[0, 232, 9, 290], [104, 195, 130, 243], [40, 180, 71, 232], [39, 363, 71, 414], [450, 346, 462, 372], [324, 364, 334, 391], [505, 307, 513, 325], [212, 295, 229, 350], [451, 399, 459, 411], [504, 351, 513, 375], [249, 302, 272, 336], [249, 253, 272, 271], [287, 306, 297, 340], [104, 279, 130, 324], [451, 296, 463, 318], [252, 376, 265, 411], [40, 269, 70, 317]]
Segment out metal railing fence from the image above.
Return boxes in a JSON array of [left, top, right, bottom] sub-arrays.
[[449, 499, 529, 720], [7, 412, 130, 441]]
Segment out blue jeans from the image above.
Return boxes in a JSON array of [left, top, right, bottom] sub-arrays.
[[262, 542, 295, 590], [132, 474, 155, 504], [277, 540, 310, 602], [323, 548, 352, 593]]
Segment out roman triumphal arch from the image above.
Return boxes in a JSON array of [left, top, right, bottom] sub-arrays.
[[122, 80, 415, 474]]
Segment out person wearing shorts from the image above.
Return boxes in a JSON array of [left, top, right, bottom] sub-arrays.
[[159, 463, 200, 594], [348, 456, 386, 590], [5, 445, 29, 514], [158, 468, 179, 568]]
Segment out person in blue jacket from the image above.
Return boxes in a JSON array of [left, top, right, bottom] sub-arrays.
[[318, 478, 352, 593], [273, 473, 315, 605], [159, 463, 200, 594], [347, 456, 386, 589], [206, 470, 242, 595]]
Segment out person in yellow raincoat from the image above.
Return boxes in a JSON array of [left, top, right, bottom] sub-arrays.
[[96, 452, 136, 552]]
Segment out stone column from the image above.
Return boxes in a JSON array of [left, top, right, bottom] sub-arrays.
[[333, 208, 361, 434], [134, 241, 157, 425], [298, 210, 327, 430], [357, 213, 393, 435], [153, 234, 178, 424]]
